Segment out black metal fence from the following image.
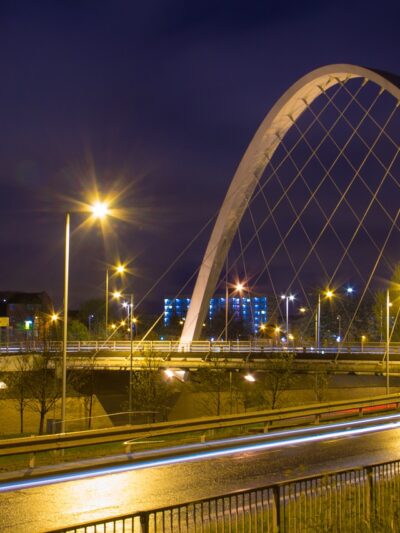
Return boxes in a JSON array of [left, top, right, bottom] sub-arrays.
[[49, 459, 400, 532]]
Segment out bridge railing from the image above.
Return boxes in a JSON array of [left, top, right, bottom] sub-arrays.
[[48, 457, 400, 533], [1, 339, 400, 354]]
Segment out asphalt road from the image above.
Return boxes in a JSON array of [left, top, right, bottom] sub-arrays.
[[1, 422, 400, 532]]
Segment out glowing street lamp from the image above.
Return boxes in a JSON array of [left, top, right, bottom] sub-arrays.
[[386, 290, 391, 394], [90, 201, 109, 219], [225, 280, 246, 341], [361, 335, 366, 352], [105, 264, 126, 331], [61, 200, 110, 434], [244, 372, 256, 382], [315, 289, 334, 351], [281, 294, 295, 337], [113, 290, 135, 423]]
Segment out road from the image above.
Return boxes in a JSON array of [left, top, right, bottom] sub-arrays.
[[1, 419, 400, 532]]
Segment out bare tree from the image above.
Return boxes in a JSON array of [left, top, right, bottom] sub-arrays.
[[259, 353, 296, 409], [125, 352, 177, 423], [5, 356, 31, 433], [193, 358, 232, 416], [25, 351, 61, 434], [313, 371, 331, 403]]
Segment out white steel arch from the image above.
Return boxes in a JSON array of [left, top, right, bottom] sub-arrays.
[[180, 64, 400, 345]]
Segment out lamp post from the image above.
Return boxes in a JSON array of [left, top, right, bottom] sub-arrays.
[[128, 293, 134, 424], [315, 289, 334, 351], [61, 201, 109, 434], [386, 289, 390, 394], [281, 294, 294, 338], [224, 281, 245, 341], [61, 213, 70, 434], [105, 264, 125, 333], [361, 335, 366, 353], [337, 314, 342, 342], [114, 290, 135, 423]]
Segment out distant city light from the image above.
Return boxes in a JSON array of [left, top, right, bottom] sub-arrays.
[[244, 373, 256, 382]]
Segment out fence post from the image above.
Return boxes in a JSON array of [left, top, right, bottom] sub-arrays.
[[272, 485, 281, 532], [366, 465, 374, 527], [29, 452, 35, 469], [140, 512, 149, 533]]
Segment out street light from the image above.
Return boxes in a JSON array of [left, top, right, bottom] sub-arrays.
[[281, 294, 295, 337], [386, 289, 390, 394], [105, 264, 126, 332], [113, 290, 135, 423], [61, 201, 110, 434], [90, 201, 109, 219], [225, 281, 245, 341], [361, 335, 366, 352], [315, 289, 335, 350], [337, 315, 342, 342]]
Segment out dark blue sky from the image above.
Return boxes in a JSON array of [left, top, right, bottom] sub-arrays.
[[0, 0, 399, 312]]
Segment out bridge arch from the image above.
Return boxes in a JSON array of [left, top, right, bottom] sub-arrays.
[[180, 64, 400, 344]]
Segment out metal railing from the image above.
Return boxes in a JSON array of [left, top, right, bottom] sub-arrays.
[[48, 458, 400, 532], [1, 339, 400, 355]]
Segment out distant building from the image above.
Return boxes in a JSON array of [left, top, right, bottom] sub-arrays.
[[0, 291, 53, 338], [163, 295, 267, 334]]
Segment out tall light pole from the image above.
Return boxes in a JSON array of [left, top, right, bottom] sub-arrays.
[[281, 294, 295, 338], [105, 264, 125, 333], [386, 289, 390, 394], [337, 314, 342, 341], [114, 290, 135, 424], [61, 200, 109, 434], [225, 281, 245, 341], [128, 293, 134, 425], [315, 289, 334, 351], [61, 213, 70, 433], [315, 293, 321, 350]]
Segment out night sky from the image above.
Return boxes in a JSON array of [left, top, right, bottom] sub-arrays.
[[0, 1, 399, 313]]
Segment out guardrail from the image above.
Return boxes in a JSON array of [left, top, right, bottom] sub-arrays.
[[1, 339, 400, 355], [48, 457, 400, 533], [1, 393, 399, 469]]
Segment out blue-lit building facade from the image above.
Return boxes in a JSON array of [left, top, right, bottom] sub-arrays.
[[164, 295, 267, 334]]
